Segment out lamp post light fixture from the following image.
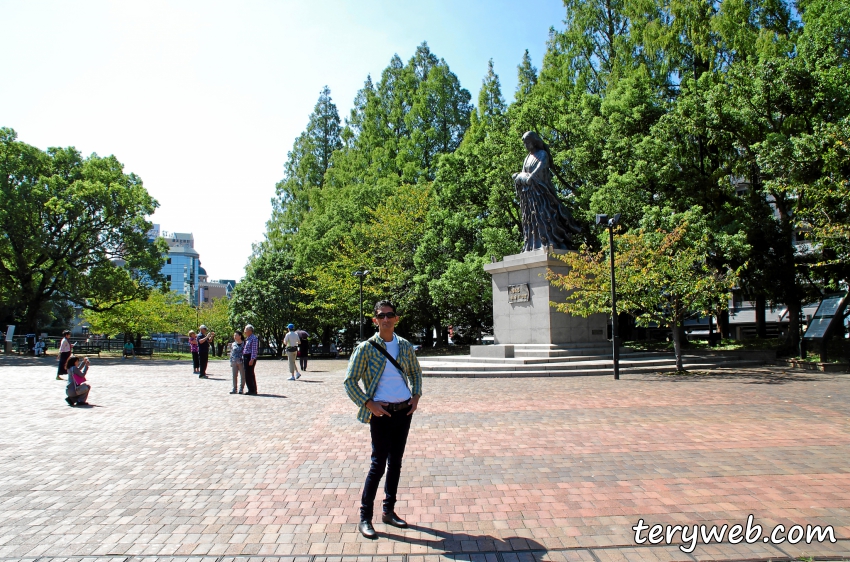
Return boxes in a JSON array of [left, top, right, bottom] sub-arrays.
[[352, 270, 370, 341], [596, 213, 622, 380]]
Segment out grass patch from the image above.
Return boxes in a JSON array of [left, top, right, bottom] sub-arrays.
[[625, 338, 782, 352], [98, 351, 228, 361]]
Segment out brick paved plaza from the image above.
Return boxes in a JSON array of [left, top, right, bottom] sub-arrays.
[[1, 355, 848, 561]]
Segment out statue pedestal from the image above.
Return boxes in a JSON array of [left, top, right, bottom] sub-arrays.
[[472, 248, 608, 357]]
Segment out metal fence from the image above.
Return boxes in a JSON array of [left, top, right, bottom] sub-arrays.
[[9, 336, 347, 358], [9, 336, 196, 355]]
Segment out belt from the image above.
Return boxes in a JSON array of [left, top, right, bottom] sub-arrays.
[[382, 400, 411, 412]]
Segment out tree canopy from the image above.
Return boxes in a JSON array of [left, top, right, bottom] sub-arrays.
[[0, 128, 166, 332], [247, 2, 848, 351]]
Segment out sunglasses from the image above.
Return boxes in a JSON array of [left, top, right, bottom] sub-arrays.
[[375, 312, 397, 319]]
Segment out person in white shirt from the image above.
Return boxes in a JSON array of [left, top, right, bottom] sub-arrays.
[[283, 324, 301, 380], [343, 300, 423, 539], [57, 330, 73, 380]]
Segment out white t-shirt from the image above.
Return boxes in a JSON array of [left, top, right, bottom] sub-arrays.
[[372, 334, 412, 403], [283, 331, 300, 349]]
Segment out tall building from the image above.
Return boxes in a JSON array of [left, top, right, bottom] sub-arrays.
[[146, 225, 232, 306], [158, 228, 201, 306]]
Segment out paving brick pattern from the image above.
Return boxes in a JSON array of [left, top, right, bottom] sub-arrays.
[[1, 355, 848, 561]]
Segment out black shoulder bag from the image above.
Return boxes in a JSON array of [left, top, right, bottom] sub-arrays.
[[368, 339, 407, 376]]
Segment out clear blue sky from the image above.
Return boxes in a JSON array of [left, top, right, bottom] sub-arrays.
[[1, 0, 566, 281]]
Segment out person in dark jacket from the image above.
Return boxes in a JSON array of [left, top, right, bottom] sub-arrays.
[[296, 329, 310, 371]]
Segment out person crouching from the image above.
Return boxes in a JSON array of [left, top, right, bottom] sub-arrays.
[[65, 356, 91, 406]]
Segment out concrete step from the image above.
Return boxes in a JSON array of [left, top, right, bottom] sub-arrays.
[[419, 350, 662, 366], [420, 356, 765, 378], [421, 357, 677, 373]]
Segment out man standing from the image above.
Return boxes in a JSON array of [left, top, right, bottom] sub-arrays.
[[242, 324, 259, 395], [197, 325, 215, 378], [344, 300, 422, 539], [283, 324, 301, 380]]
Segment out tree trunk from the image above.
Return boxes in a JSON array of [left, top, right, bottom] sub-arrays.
[[20, 299, 44, 335], [424, 322, 434, 349], [439, 325, 450, 347], [618, 312, 633, 341], [717, 309, 730, 338], [321, 325, 332, 354], [755, 295, 767, 338], [781, 300, 802, 356], [672, 321, 685, 371]]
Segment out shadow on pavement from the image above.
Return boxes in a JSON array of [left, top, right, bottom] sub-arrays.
[[639, 369, 820, 385], [251, 393, 288, 399], [384, 524, 546, 557]]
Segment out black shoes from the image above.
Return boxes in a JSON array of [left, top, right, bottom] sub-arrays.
[[381, 512, 408, 528], [358, 520, 377, 539], [65, 397, 74, 406], [199, 374, 209, 379]]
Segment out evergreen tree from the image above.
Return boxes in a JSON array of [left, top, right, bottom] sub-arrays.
[[267, 86, 342, 242]]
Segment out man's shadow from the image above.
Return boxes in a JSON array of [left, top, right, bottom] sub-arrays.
[[382, 524, 546, 558]]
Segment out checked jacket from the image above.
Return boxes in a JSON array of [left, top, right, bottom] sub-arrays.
[[343, 333, 423, 423]]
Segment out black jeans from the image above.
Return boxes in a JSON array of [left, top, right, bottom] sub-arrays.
[[191, 351, 200, 371], [199, 348, 209, 375], [243, 356, 257, 394], [298, 347, 308, 370], [360, 405, 413, 521]]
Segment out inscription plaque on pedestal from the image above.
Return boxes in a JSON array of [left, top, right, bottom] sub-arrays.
[[803, 293, 848, 340], [508, 284, 530, 303]]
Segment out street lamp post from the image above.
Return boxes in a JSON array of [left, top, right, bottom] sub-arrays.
[[596, 213, 621, 380], [352, 270, 370, 341]]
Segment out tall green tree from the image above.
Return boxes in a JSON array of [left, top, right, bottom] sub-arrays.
[[267, 86, 342, 243], [229, 249, 310, 356], [0, 128, 166, 332]]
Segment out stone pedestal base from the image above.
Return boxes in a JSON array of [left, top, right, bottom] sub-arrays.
[[478, 248, 608, 349]]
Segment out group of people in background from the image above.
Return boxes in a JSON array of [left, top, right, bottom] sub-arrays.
[[52, 322, 313, 406]]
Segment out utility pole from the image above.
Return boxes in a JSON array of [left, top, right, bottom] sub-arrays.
[[596, 213, 621, 380]]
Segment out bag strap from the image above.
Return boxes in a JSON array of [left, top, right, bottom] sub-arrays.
[[368, 339, 406, 376]]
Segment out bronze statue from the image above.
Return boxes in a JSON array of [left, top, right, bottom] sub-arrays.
[[512, 131, 581, 252]]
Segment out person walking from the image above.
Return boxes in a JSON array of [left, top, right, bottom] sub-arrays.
[[283, 324, 301, 380], [343, 300, 423, 540], [296, 328, 310, 371], [242, 324, 259, 395], [57, 330, 73, 380], [188, 330, 200, 373], [230, 330, 246, 394], [65, 355, 91, 406], [197, 325, 215, 379]]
